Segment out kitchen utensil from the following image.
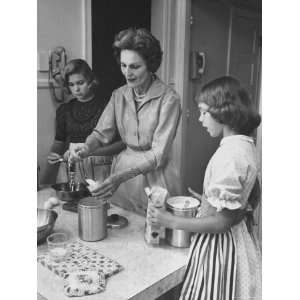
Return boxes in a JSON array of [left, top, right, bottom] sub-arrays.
[[78, 196, 108, 241], [89, 156, 95, 181], [37, 208, 58, 244], [52, 182, 90, 202], [78, 159, 90, 186], [165, 196, 200, 248], [47, 232, 70, 262], [78, 157, 100, 185]]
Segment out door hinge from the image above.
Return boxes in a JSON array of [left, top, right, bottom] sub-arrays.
[[189, 15, 194, 25], [186, 109, 191, 119]]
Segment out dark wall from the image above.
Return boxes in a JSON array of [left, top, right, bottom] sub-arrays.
[[92, 0, 151, 104]]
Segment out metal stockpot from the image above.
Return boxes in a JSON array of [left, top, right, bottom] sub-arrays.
[[78, 196, 108, 241], [165, 196, 200, 248]]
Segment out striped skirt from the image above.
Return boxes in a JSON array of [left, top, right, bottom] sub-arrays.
[[180, 231, 236, 300]]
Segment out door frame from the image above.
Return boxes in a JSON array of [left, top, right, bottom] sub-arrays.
[[173, 0, 191, 193], [152, 0, 191, 193], [82, 0, 92, 66]]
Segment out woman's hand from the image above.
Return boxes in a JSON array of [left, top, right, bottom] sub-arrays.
[[88, 173, 123, 198], [47, 152, 62, 164], [188, 187, 202, 202], [147, 206, 173, 227], [69, 143, 89, 162]]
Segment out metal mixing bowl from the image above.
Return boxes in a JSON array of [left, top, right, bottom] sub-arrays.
[[52, 182, 90, 202], [37, 208, 58, 244]]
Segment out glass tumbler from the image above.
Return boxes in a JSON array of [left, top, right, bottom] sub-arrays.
[[47, 232, 69, 262]]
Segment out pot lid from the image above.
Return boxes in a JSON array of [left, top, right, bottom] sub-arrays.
[[107, 214, 128, 229], [166, 196, 200, 209]]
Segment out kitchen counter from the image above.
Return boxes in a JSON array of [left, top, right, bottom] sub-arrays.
[[37, 188, 189, 300]]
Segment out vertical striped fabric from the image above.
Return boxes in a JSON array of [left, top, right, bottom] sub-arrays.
[[180, 231, 236, 300]]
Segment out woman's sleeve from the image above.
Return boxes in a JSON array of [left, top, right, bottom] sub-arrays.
[[85, 92, 118, 148], [139, 90, 181, 174], [205, 155, 256, 212], [54, 104, 66, 142]]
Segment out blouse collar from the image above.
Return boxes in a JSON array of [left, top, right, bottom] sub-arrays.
[[123, 76, 165, 104], [220, 135, 254, 146]]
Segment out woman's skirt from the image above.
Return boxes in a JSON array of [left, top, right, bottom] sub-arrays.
[[180, 221, 261, 300], [180, 231, 236, 300]]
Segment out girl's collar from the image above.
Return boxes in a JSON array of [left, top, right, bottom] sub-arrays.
[[76, 94, 95, 103], [220, 135, 254, 146]]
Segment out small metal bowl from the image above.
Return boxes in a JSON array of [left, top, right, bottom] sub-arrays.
[[52, 182, 90, 202], [37, 209, 58, 244]]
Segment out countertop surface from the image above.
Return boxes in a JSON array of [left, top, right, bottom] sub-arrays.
[[37, 188, 189, 300]]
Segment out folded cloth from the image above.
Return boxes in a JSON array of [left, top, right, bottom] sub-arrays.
[[64, 269, 105, 297]]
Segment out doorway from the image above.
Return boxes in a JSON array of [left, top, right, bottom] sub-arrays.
[[91, 0, 152, 104]]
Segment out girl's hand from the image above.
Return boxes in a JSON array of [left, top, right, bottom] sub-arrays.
[[88, 173, 122, 198], [63, 150, 70, 161], [47, 152, 62, 164], [147, 206, 172, 227]]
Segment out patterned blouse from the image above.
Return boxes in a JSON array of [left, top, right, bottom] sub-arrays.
[[55, 95, 107, 145]]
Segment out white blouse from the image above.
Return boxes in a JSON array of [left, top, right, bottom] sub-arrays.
[[202, 135, 259, 212]]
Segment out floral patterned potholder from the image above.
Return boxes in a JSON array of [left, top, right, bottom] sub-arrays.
[[37, 241, 123, 280], [63, 268, 106, 297]]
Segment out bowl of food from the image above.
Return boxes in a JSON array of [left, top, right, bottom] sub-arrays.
[[37, 208, 58, 244], [52, 182, 90, 202]]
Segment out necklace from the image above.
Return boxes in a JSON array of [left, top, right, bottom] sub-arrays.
[[133, 88, 146, 99], [133, 74, 155, 100]]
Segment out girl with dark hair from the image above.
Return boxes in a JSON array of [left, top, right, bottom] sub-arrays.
[[148, 76, 261, 299], [69, 29, 181, 215], [45, 59, 124, 184]]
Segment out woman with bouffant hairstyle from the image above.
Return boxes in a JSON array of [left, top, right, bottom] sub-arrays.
[[112, 27, 163, 74], [70, 28, 182, 215]]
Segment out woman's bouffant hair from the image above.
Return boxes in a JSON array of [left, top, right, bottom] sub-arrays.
[[63, 59, 99, 93], [197, 76, 261, 135], [112, 28, 163, 73]]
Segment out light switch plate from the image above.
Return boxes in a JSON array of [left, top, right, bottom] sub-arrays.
[[38, 50, 49, 72]]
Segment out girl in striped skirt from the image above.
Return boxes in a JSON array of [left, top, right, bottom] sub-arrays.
[[148, 76, 262, 300]]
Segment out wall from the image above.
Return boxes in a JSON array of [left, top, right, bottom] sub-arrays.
[[37, 0, 89, 183], [184, 0, 231, 192]]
